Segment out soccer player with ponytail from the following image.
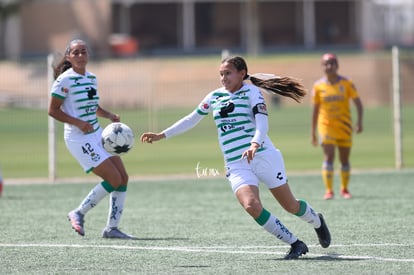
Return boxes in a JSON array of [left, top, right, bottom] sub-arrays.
[[141, 56, 331, 260], [48, 39, 134, 239]]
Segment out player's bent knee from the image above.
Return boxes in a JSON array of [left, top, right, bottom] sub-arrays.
[[281, 201, 300, 214], [121, 173, 129, 185], [243, 200, 262, 218]]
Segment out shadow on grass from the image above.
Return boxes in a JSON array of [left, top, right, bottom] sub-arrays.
[[273, 254, 365, 261], [304, 254, 364, 261]]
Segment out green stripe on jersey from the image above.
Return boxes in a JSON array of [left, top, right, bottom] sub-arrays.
[[224, 142, 251, 154], [222, 134, 252, 145]]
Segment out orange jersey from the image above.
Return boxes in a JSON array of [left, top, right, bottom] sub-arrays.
[[312, 75, 359, 142]]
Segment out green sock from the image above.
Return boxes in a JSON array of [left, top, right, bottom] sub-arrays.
[[101, 180, 115, 193], [255, 208, 271, 226]]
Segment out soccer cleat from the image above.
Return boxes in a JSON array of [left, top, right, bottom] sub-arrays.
[[341, 189, 352, 199], [67, 210, 85, 236], [102, 227, 135, 239], [324, 191, 334, 200], [284, 240, 309, 260], [315, 213, 331, 248]]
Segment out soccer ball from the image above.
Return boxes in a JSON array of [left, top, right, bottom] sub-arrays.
[[101, 122, 135, 156]]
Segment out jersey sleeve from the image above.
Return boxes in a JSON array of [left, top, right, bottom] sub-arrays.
[[162, 109, 205, 139], [251, 113, 268, 146], [249, 86, 269, 145], [248, 86, 267, 117], [51, 75, 69, 100], [162, 92, 212, 139], [195, 91, 213, 115], [311, 83, 321, 104], [347, 80, 359, 99]]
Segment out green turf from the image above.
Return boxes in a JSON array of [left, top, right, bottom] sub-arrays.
[[0, 170, 413, 274], [0, 105, 413, 179]]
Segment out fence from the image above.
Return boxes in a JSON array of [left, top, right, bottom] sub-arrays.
[[0, 50, 413, 181]]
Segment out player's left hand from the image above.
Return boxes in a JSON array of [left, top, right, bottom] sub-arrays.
[[355, 121, 363, 134], [110, 114, 120, 122], [141, 132, 165, 144], [242, 142, 260, 163]]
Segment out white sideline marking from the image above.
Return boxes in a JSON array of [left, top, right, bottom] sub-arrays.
[[6, 168, 414, 185], [0, 243, 413, 263]]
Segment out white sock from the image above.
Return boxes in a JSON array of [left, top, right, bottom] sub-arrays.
[[78, 183, 109, 215], [296, 200, 321, 228], [263, 214, 297, 245], [106, 191, 126, 228]]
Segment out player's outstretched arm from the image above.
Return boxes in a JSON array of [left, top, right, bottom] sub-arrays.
[[140, 132, 165, 144]]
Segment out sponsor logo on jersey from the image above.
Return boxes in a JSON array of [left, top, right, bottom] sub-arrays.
[[220, 124, 245, 133], [324, 95, 345, 102]]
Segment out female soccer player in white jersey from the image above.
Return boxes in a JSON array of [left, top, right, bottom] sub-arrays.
[[141, 56, 331, 259], [48, 39, 133, 239]]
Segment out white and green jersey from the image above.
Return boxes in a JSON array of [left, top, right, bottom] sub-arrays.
[[51, 68, 100, 137], [163, 83, 273, 164]]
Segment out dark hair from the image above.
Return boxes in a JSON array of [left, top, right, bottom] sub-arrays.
[[221, 56, 306, 103], [53, 58, 71, 80], [52, 39, 86, 79]]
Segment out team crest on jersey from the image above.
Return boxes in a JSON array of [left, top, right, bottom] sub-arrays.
[[339, 85, 345, 93], [89, 76, 96, 84]]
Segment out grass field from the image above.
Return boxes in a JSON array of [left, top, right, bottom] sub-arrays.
[[1, 170, 413, 274], [1, 105, 413, 180]]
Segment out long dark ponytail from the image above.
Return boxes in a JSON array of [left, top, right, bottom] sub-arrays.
[[222, 56, 307, 103], [53, 58, 72, 80]]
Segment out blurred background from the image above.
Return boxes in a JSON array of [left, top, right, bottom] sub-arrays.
[[0, 0, 413, 181], [0, 0, 413, 109], [1, 0, 414, 109], [1, 0, 414, 58]]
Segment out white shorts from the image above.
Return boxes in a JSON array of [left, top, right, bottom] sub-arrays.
[[64, 127, 112, 173], [225, 147, 287, 193]]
